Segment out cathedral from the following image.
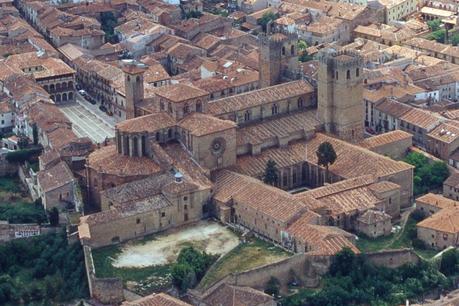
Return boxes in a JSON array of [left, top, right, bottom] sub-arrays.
[[79, 33, 413, 252]]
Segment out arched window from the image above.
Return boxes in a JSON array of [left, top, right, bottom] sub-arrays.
[[156, 131, 160, 141], [68, 81, 73, 89], [282, 46, 286, 55], [196, 101, 202, 112], [271, 104, 278, 115], [335, 71, 338, 80], [56, 94, 61, 103], [356, 68, 360, 77], [291, 45, 295, 55], [127, 76, 131, 82], [123, 135, 129, 155], [62, 93, 67, 101], [50, 84, 55, 91], [62, 82, 67, 89], [141, 135, 146, 156], [56, 83, 61, 90], [136, 76, 140, 82], [168, 103, 173, 114], [244, 110, 251, 121], [346, 70, 350, 79], [160, 101, 164, 110], [69, 92, 73, 100]]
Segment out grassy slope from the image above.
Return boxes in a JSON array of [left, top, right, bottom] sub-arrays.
[[198, 238, 290, 289]]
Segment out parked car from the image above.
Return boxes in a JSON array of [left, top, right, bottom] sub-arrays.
[[99, 105, 107, 112]]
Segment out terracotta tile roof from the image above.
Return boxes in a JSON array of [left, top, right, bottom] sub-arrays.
[[47, 127, 78, 150], [81, 194, 173, 227], [444, 172, 459, 188], [5, 52, 75, 79], [374, 98, 412, 118], [357, 210, 391, 225], [0, 101, 12, 114], [178, 113, 236, 136], [200, 283, 274, 306], [122, 293, 191, 306], [236, 110, 320, 147], [208, 80, 313, 115], [214, 170, 309, 224], [154, 83, 208, 102], [37, 161, 74, 193], [400, 108, 443, 131], [39, 149, 60, 168], [359, 130, 413, 150], [305, 133, 414, 179], [116, 112, 176, 134], [192, 33, 221, 51], [87, 145, 161, 177], [416, 193, 459, 210], [295, 176, 395, 217], [427, 121, 459, 144], [417, 207, 459, 234], [101, 173, 172, 205], [161, 142, 212, 189], [234, 134, 413, 182], [144, 63, 170, 84], [286, 220, 359, 255]]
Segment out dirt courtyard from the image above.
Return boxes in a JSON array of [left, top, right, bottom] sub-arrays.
[[112, 221, 240, 268]]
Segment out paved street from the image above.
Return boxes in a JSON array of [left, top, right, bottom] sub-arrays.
[[59, 102, 115, 144]]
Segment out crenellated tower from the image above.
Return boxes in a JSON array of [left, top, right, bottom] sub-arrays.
[[317, 49, 364, 143], [259, 31, 299, 88]]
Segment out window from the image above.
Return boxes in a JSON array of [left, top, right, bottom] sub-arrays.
[[291, 45, 295, 55], [184, 204, 188, 210], [161, 212, 165, 217], [183, 196, 188, 201], [183, 103, 189, 114], [271, 104, 278, 115], [335, 71, 338, 80], [282, 46, 285, 55], [244, 110, 251, 121], [136, 218, 140, 224], [346, 70, 350, 79], [356, 68, 360, 77], [298, 97, 304, 108], [196, 101, 202, 112]]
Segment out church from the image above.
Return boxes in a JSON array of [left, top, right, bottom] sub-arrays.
[[79, 32, 413, 253]]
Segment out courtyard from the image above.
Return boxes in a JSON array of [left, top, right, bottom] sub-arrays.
[[91, 221, 240, 294]]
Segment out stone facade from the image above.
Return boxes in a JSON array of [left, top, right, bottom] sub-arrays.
[[317, 49, 364, 143]]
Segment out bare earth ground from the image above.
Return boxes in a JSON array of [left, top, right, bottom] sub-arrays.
[[112, 220, 240, 268]]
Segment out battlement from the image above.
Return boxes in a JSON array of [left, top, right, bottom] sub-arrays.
[[259, 31, 298, 47], [318, 48, 363, 69], [121, 59, 148, 75]]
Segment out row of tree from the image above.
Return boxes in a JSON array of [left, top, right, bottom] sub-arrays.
[[0, 231, 88, 304], [282, 248, 457, 306]]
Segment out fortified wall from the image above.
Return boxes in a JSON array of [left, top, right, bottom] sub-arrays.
[[83, 245, 124, 304]]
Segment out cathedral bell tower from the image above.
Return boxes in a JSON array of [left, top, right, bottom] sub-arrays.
[[122, 59, 147, 120], [317, 49, 364, 143]]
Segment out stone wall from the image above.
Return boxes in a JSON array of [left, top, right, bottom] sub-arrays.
[[366, 248, 420, 268], [83, 245, 124, 304]]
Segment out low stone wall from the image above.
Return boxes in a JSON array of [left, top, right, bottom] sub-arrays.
[[83, 245, 124, 304], [366, 248, 420, 268]]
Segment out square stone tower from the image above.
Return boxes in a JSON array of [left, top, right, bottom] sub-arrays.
[[317, 49, 364, 143], [122, 59, 148, 120], [259, 32, 299, 88]]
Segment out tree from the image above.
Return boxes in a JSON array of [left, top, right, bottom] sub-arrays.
[[263, 159, 279, 185], [17, 136, 29, 149], [404, 152, 449, 195], [452, 33, 459, 46], [297, 40, 308, 52], [427, 19, 441, 32], [265, 277, 280, 296], [48, 207, 59, 227], [316, 141, 337, 182], [258, 12, 277, 32], [428, 29, 446, 43], [100, 12, 119, 43], [440, 249, 458, 276], [171, 263, 196, 292]]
